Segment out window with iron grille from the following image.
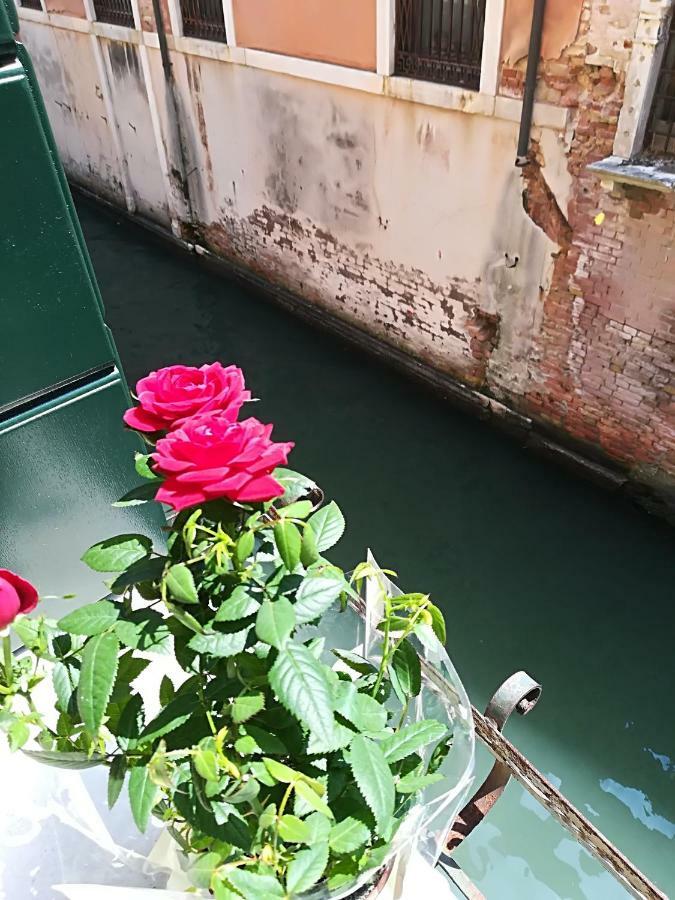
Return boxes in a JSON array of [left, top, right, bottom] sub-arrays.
[[643, 12, 675, 157], [181, 0, 227, 42], [92, 0, 134, 27], [20, 0, 43, 10], [395, 0, 487, 91]]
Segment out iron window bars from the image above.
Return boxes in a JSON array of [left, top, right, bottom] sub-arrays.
[[395, 0, 487, 91], [643, 12, 675, 157], [181, 0, 227, 42], [20, 0, 43, 10], [92, 0, 134, 27]]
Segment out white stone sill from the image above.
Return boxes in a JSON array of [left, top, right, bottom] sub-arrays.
[[588, 155, 675, 193], [17, 6, 567, 131]]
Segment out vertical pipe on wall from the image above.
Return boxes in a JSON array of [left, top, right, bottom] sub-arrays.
[[516, 0, 546, 166]]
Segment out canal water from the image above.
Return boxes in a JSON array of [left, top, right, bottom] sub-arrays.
[[79, 199, 675, 899]]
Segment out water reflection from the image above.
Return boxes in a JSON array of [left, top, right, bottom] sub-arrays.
[[599, 779, 675, 840]]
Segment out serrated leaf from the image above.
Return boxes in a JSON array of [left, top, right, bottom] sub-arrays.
[[8, 720, 30, 751], [329, 816, 371, 854], [231, 692, 265, 724], [308, 502, 345, 552], [273, 520, 302, 571], [256, 598, 295, 649], [77, 633, 119, 735], [347, 734, 394, 836], [81, 534, 153, 572], [215, 585, 260, 622], [128, 765, 159, 832], [159, 675, 175, 706], [390, 639, 421, 699], [279, 814, 312, 843], [396, 771, 444, 793], [331, 649, 376, 676], [115, 609, 173, 655], [194, 747, 219, 782], [294, 780, 333, 818], [225, 869, 285, 898], [52, 661, 77, 713], [380, 720, 448, 764], [269, 644, 335, 746], [188, 626, 251, 658], [286, 841, 329, 895], [58, 600, 119, 636], [300, 525, 320, 567], [274, 468, 319, 506], [235, 725, 287, 756], [165, 563, 199, 605], [293, 572, 344, 626], [427, 603, 446, 644], [108, 755, 127, 808], [335, 682, 388, 733], [117, 692, 144, 750], [141, 693, 197, 743], [305, 811, 331, 843], [21, 749, 104, 769], [110, 556, 166, 593], [262, 757, 301, 784]]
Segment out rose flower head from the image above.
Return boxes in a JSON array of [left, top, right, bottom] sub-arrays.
[[0, 569, 39, 629], [123, 362, 250, 433], [152, 412, 293, 511]]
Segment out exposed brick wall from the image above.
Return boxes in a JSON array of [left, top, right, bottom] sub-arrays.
[[507, 3, 675, 486]]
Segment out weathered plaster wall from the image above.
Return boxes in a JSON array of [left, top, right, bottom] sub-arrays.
[[43, 0, 86, 19], [232, 0, 377, 71], [18, 0, 675, 504]]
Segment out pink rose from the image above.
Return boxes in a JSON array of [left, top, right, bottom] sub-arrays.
[[123, 363, 250, 433], [0, 569, 39, 629], [152, 413, 293, 511]]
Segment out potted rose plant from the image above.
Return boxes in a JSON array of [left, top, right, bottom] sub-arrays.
[[0, 363, 473, 899]]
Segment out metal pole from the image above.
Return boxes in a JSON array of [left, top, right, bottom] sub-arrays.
[[516, 0, 546, 165]]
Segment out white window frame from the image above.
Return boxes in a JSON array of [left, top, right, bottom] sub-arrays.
[[377, 0, 505, 97]]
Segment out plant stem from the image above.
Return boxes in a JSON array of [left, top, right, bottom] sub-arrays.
[[3, 635, 13, 690]]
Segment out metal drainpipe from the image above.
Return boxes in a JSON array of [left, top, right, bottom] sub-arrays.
[[150, 0, 196, 230], [515, 0, 547, 166]]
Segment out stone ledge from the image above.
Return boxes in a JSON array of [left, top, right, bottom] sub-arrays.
[[588, 155, 675, 193]]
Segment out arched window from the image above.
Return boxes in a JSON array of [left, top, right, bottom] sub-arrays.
[[643, 9, 675, 156]]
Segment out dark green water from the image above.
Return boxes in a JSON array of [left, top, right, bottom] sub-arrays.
[[79, 199, 675, 898]]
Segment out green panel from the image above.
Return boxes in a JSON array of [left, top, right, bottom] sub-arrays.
[[0, 58, 116, 410], [0, 0, 17, 56], [0, 374, 164, 627]]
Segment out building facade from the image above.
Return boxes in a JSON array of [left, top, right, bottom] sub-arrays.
[[16, 0, 675, 513]]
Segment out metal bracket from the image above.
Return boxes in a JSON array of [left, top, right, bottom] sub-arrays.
[[445, 671, 542, 853]]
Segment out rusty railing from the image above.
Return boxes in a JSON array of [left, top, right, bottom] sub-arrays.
[[394, 0, 487, 91], [181, 0, 227, 43]]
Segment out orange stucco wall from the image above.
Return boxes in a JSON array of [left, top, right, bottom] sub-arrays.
[[233, 0, 377, 71]]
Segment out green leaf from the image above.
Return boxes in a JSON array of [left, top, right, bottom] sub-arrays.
[[380, 720, 448, 764], [135, 452, 156, 480], [112, 482, 159, 507], [269, 644, 335, 747], [77, 633, 120, 735], [12, 617, 43, 649], [329, 817, 371, 854], [278, 814, 312, 843], [128, 765, 159, 832], [427, 603, 446, 644], [305, 811, 331, 843], [274, 468, 319, 506], [300, 525, 320, 567], [262, 757, 301, 784], [110, 556, 166, 594], [256, 598, 295, 649], [235, 726, 287, 756], [294, 780, 333, 818], [117, 692, 145, 751], [8, 719, 30, 751], [331, 649, 376, 676], [214, 585, 260, 622], [390, 639, 421, 699], [396, 771, 444, 793], [165, 563, 199, 605], [108, 755, 127, 808], [115, 609, 173, 655], [278, 500, 313, 519], [188, 626, 251, 658], [347, 734, 394, 836], [308, 502, 345, 552], [273, 520, 302, 571], [293, 572, 344, 626], [194, 747, 219, 782], [335, 683, 388, 733], [52, 661, 78, 713], [165, 601, 203, 635], [141, 693, 197, 743], [225, 869, 285, 898], [22, 748, 104, 768], [188, 851, 222, 890], [58, 600, 119, 636], [231, 692, 265, 724], [286, 842, 329, 895], [234, 530, 255, 567], [159, 675, 175, 707], [81, 534, 153, 573]]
